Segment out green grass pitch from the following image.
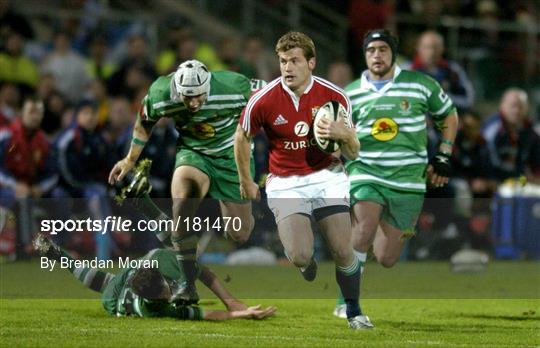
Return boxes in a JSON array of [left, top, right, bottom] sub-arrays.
[[1, 260, 539, 347]]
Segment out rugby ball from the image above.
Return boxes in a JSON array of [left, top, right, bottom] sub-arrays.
[[313, 100, 348, 153]]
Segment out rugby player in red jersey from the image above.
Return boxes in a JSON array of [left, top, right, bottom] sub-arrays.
[[234, 31, 372, 329]]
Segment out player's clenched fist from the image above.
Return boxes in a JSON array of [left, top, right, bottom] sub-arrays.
[[239, 180, 260, 201], [316, 117, 349, 141], [108, 158, 136, 185]]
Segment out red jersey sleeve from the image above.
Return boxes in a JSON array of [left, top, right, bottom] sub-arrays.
[[240, 90, 265, 137]]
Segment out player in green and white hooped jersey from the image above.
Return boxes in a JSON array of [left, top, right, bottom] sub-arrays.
[[33, 235, 276, 321], [108, 60, 260, 303], [333, 30, 459, 322]]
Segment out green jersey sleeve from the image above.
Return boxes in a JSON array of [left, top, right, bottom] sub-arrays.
[[140, 94, 157, 123], [235, 73, 252, 101], [140, 75, 176, 123], [424, 74, 456, 125], [344, 79, 362, 125]]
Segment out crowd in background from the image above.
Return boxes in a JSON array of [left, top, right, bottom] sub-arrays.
[[0, 0, 539, 260]]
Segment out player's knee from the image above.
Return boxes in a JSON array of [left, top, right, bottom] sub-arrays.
[[288, 250, 312, 268], [172, 178, 204, 199], [378, 254, 399, 268], [225, 216, 253, 244], [172, 185, 194, 199], [331, 248, 352, 266], [352, 233, 370, 252], [227, 230, 250, 244]]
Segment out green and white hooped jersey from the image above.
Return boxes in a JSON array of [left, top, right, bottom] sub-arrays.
[[141, 70, 252, 158], [345, 66, 456, 193]]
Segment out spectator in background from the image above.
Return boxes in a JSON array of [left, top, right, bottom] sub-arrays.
[[218, 36, 256, 78], [41, 31, 90, 104], [85, 34, 116, 81], [0, 95, 56, 256], [104, 95, 134, 153], [0, 32, 39, 96], [402, 30, 474, 111], [326, 61, 353, 89], [0, 82, 20, 126], [107, 33, 156, 99], [156, 18, 195, 74], [452, 110, 494, 192], [167, 34, 199, 73], [52, 100, 112, 259], [476, 0, 500, 47], [348, 0, 394, 74], [451, 109, 495, 250], [482, 88, 540, 182], [243, 34, 275, 81], [35, 73, 56, 102], [156, 20, 224, 74], [158, 34, 225, 75], [86, 78, 109, 128], [0, 0, 34, 41], [41, 91, 68, 139]]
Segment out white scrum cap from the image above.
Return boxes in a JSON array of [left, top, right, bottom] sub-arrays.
[[173, 60, 211, 97]]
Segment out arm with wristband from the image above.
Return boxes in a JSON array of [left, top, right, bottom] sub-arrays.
[[108, 115, 155, 185], [427, 111, 459, 187]]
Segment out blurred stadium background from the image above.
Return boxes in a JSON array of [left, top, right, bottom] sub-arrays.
[[0, 0, 539, 264]]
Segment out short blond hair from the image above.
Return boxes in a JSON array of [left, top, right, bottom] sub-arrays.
[[275, 31, 316, 60]]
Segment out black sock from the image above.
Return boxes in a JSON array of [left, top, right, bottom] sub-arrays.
[[136, 193, 172, 247], [335, 257, 362, 318]]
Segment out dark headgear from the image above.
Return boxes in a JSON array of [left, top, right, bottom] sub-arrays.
[[363, 29, 398, 64], [74, 99, 97, 115]]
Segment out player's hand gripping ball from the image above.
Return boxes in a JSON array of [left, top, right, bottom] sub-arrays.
[[313, 100, 349, 153]]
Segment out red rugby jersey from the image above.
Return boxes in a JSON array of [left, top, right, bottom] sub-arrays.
[[240, 76, 351, 176]]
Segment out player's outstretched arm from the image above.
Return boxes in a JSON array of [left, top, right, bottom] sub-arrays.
[[233, 124, 260, 200], [108, 117, 154, 185], [203, 305, 277, 321], [199, 266, 247, 311]]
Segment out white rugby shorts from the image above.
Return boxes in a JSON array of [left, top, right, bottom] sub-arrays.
[[265, 164, 350, 222]]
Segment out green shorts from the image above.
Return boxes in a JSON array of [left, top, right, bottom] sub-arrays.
[[350, 183, 424, 235], [175, 148, 254, 203]]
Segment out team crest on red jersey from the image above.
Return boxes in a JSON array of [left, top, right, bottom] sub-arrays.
[[311, 106, 320, 119]]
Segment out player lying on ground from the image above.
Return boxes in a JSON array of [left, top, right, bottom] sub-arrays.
[[34, 235, 276, 320]]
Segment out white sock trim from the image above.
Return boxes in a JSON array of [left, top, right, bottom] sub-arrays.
[[354, 251, 367, 263]]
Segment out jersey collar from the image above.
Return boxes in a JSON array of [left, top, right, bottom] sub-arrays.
[[281, 76, 314, 111], [360, 65, 401, 94]]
